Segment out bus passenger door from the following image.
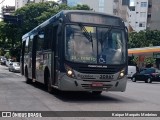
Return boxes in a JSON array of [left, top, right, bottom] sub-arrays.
[[35, 31, 45, 83], [51, 25, 59, 85], [28, 37, 33, 79], [32, 35, 37, 81]]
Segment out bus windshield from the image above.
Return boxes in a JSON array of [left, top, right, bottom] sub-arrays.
[[65, 24, 126, 64]]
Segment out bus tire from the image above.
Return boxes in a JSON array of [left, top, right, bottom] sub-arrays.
[[132, 77, 136, 82], [92, 91, 102, 95], [47, 77, 53, 93], [44, 69, 53, 93]]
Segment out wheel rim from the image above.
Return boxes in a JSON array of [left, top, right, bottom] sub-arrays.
[[147, 78, 151, 83], [132, 78, 135, 82]]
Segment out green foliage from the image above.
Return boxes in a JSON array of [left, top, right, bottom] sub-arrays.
[[144, 57, 156, 65], [72, 4, 91, 10], [4, 52, 11, 59], [128, 30, 160, 48], [0, 2, 91, 60], [132, 56, 138, 64], [0, 48, 5, 56]]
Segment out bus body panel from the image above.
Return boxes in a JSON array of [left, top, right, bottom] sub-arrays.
[[21, 10, 128, 92], [35, 51, 52, 84], [57, 72, 127, 92]]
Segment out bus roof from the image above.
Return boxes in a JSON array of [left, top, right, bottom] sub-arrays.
[[22, 10, 124, 41]]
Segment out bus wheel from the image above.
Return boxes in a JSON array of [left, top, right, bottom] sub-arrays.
[[92, 91, 102, 95], [132, 77, 136, 82]]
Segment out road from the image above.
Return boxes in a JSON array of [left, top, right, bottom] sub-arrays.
[[0, 65, 160, 120]]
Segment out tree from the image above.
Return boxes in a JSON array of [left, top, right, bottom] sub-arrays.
[[128, 30, 160, 48], [0, 2, 91, 60]]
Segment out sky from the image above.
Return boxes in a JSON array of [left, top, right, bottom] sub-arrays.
[[1, 0, 15, 6], [130, 0, 135, 6], [0, 0, 59, 6]]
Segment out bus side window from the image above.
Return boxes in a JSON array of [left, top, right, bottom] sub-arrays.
[[44, 27, 52, 50], [37, 30, 44, 51], [52, 25, 58, 51], [25, 37, 29, 54], [28, 36, 33, 53]]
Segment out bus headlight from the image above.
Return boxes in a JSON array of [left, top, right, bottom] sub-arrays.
[[65, 65, 76, 78], [67, 70, 73, 75], [118, 69, 125, 79]]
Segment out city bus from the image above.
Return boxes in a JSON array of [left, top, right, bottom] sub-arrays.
[[21, 10, 128, 95]]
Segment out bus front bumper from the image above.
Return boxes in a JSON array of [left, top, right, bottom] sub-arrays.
[[57, 74, 127, 92]]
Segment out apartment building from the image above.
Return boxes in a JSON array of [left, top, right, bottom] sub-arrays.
[[15, 0, 54, 10], [1, 6, 15, 15], [147, 0, 160, 30], [67, 0, 113, 15], [14, 0, 160, 31], [127, 0, 148, 32]]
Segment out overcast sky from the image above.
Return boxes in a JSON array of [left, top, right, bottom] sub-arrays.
[[1, 0, 15, 6]]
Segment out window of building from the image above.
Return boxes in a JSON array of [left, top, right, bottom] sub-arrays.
[[140, 12, 146, 17], [139, 22, 145, 27], [148, 2, 152, 8], [99, 0, 104, 7], [148, 13, 151, 18], [99, 7, 104, 12], [122, 0, 129, 5], [141, 2, 147, 7]]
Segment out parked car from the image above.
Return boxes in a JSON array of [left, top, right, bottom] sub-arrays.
[[0, 57, 7, 65], [8, 62, 20, 73], [6, 59, 14, 67], [127, 66, 137, 78], [131, 68, 160, 83]]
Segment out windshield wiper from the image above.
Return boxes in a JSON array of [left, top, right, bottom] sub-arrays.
[[103, 25, 113, 40], [78, 23, 93, 43], [78, 23, 93, 50]]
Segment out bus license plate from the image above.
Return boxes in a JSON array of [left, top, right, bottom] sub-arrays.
[[91, 82, 103, 87]]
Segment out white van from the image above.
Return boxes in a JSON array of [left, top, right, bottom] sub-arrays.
[[127, 66, 137, 78]]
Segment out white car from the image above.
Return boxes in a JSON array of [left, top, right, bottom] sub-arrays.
[[8, 62, 20, 73], [128, 66, 137, 78]]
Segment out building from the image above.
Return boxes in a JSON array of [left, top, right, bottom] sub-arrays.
[[67, 0, 114, 15], [127, 0, 148, 32], [15, 0, 54, 10], [1, 6, 15, 15], [126, 0, 160, 32], [14, 0, 160, 31], [147, 0, 160, 30]]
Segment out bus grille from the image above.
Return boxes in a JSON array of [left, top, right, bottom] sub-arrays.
[[77, 67, 118, 74], [81, 84, 113, 90]]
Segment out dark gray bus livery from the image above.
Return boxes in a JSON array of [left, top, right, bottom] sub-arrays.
[[21, 10, 128, 94]]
